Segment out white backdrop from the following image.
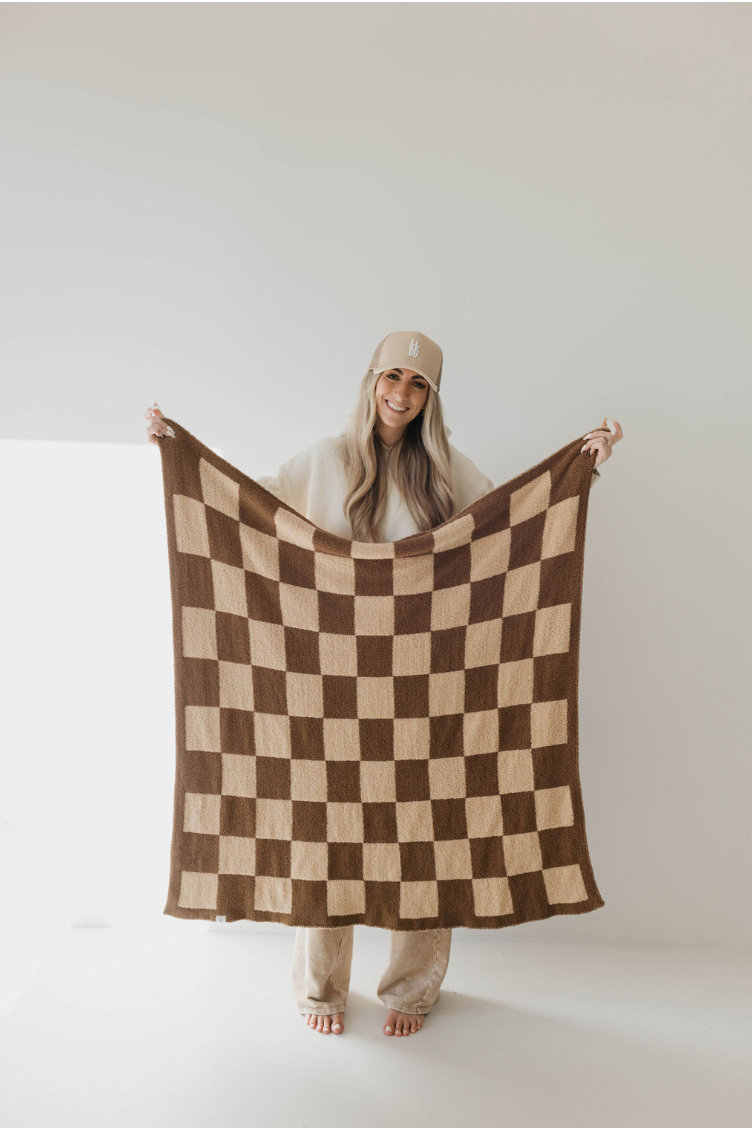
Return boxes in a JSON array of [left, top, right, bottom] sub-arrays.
[[1, 4, 750, 950]]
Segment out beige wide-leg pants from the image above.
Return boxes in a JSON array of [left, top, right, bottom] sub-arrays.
[[292, 926, 452, 1016]]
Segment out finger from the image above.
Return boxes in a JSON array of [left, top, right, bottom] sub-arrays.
[[584, 419, 622, 442]]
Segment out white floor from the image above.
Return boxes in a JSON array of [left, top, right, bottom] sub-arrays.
[[0, 919, 749, 1128]]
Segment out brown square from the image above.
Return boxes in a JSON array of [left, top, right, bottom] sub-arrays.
[[319, 591, 356, 634], [255, 756, 291, 800], [465, 751, 499, 798], [357, 635, 393, 677], [251, 666, 288, 714], [394, 592, 432, 634], [326, 760, 361, 803], [245, 572, 283, 625], [363, 802, 399, 843], [501, 790, 537, 835], [431, 797, 468, 841], [430, 626, 467, 673], [395, 760, 430, 802], [216, 612, 251, 664], [322, 675, 358, 719]]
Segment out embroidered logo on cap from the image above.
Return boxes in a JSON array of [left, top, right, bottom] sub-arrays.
[[408, 338, 421, 358]]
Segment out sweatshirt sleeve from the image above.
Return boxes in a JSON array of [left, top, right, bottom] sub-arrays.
[[254, 442, 320, 513], [449, 443, 496, 512]]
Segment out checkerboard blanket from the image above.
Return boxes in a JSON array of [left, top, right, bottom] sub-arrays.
[[157, 419, 605, 930]]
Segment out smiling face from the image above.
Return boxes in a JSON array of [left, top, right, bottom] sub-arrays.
[[374, 368, 430, 445]]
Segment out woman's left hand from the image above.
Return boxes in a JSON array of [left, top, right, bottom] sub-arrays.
[[581, 417, 623, 468]]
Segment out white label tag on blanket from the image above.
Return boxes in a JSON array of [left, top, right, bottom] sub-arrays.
[[215, 915, 226, 922]]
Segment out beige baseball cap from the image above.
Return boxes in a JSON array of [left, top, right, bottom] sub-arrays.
[[368, 330, 443, 394]]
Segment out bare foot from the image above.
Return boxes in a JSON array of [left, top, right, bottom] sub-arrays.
[[383, 1008, 424, 1037], [301, 1011, 345, 1035]]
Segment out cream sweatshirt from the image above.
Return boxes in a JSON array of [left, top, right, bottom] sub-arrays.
[[255, 428, 600, 542]]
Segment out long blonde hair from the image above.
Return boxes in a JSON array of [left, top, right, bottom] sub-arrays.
[[338, 369, 455, 542]]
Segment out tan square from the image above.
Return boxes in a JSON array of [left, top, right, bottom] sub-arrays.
[[543, 863, 588, 904], [503, 831, 543, 876], [497, 658, 534, 707], [434, 838, 472, 879], [254, 712, 292, 758], [472, 876, 514, 917], [323, 719, 361, 760], [184, 792, 220, 835], [218, 834, 255, 875], [533, 603, 571, 657], [291, 840, 328, 881], [363, 842, 401, 881], [290, 759, 328, 802], [185, 705, 221, 752], [174, 495, 210, 557], [200, 457, 239, 519], [221, 753, 255, 797], [463, 710, 499, 756], [531, 699, 567, 748], [211, 560, 247, 616], [357, 677, 395, 718], [275, 508, 315, 550], [350, 541, 395, 560], [399, 880, 439, 919], [542, 496, 579, 560], [393, 556, 434, 595], [254, 875, 292, 913], [465, 619, 502, 669], [396, 800, 434, 842], [429, 670, 465, 716], [286, 672, 324, 717], [432, 512, 474, 551], [178, 870, 218, 910], [465, 794, 503, 837], [393, 632, 432, 676], [394, 718, 430, 759], [535, 785, 574, 830], [327, 879, 366, 916], [502, 562, 541, 616], [182, 607, 217, 660], [249, 619, 287, 670], [279, 583, 319, 631], [239, 525, 279, 581], [428, 757, 467, 799], [431, 584, 471, 630], [256, 798, 293, 839], [510, 471, 551, 527], [327, 802, 364, 842], [498, 749, 535, 794], [470, 529, 511, 581], [319, 633, 358, 676], [360, 761, 397, 802], [354, 595, 395, 635], [219, 661, 254, 710], [315, 552, 356, 595]]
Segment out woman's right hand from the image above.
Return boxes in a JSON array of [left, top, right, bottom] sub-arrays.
[[144, 402, 175, 444]]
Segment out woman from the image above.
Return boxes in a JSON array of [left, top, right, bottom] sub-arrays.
[[145, 329, 621, 1040]]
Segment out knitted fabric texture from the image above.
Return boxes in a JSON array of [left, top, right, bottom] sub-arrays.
[[157, 419, 605, 930]]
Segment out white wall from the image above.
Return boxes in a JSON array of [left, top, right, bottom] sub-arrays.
[[1, 4, 750, 949]]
